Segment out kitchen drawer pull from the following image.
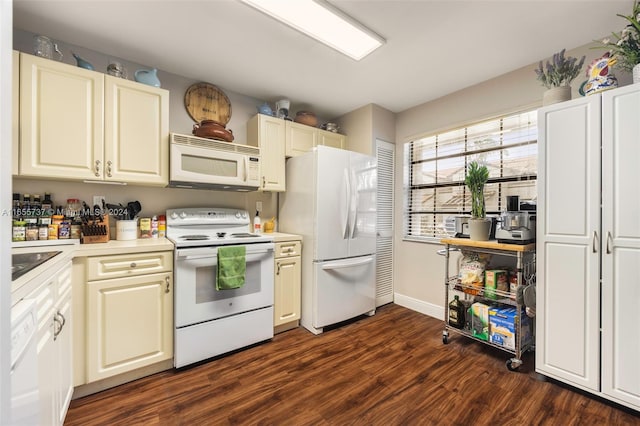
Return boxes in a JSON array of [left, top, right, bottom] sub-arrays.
[[165, 276, 170, 293], [94, 159, 101, 177], [130, 262, 137, 268], [106, 160, 113, 177]]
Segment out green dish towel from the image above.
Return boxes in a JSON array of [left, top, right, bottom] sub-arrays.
[[216, 245, 246, 290]]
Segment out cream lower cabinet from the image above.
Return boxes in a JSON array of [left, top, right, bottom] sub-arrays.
[[19, 52, 169, 185], [247, 114, 286, 191], [75, 250, 173, 385], [274, 240, 301, 332], [27, 260, 73, 426]]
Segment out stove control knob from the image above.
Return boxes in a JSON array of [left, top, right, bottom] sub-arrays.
[[235, 211, 241, 218], [179, 211, 187, 219], [241, 211, 248, 219], [170, 212, 179, 220]]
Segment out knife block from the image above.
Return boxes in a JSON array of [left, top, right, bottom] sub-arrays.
[[80, 215, 110, 244]]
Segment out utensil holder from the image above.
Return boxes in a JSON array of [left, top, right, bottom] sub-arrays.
[[116, 219, 138, 241]]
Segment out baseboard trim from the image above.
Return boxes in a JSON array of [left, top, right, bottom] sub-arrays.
[[394, 292, 444, 320]]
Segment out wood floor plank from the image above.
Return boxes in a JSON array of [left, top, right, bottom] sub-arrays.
[[65, 304, 640, 425]]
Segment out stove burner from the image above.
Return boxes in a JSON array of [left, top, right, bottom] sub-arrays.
[[230, 233, 260, 238], [181, 235, 210, 241]]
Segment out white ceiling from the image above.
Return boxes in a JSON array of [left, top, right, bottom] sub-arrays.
[[13, 0, 633, 119]]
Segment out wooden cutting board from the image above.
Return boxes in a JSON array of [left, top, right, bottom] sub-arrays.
[[184, 82, 232, 125]]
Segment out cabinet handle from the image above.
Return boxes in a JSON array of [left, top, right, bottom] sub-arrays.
[[165, 276, 170, 293], [262, 176, 266, 188], [57, 311, 66, 329], [106, 160, 113, 177], [53, 312, 65, 341], [94, 159, 101, 177], [606, 231, 613, 254], [592, 231, 599, 253], [276, 262, 281, 275], [130, 262, 137, 268]]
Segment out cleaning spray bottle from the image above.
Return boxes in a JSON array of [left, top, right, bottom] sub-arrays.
[[253, 210, 262, 234]]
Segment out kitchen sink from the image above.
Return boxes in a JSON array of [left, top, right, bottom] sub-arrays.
[[12, 251, 62, 281]]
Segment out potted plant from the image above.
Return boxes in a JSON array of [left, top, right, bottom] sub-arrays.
[[465, 161, 491, 241], [598, 0, 640, 82], [534, 49, 585, 105]]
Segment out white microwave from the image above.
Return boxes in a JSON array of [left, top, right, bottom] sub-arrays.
[[169, 133, 261, 191]]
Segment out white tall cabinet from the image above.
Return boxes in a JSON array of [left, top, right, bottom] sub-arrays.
[[537, 84, 640, 411]]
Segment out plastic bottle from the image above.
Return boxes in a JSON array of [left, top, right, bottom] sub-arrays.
[[151, 215, 159, 238], [253, 211, 262, 234], [448, 295, 466, 329]]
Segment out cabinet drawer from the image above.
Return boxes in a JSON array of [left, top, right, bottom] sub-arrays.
[[86, 251, 172, 281], [275, 241, 301, 258]]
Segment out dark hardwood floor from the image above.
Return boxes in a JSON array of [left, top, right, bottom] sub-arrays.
[[65, 304, 640, 425]]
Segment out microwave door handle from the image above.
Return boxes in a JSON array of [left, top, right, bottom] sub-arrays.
[[243, 156, 248, 182]]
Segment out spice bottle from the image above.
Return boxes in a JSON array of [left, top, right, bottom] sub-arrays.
[[158, 215, 166, 238]]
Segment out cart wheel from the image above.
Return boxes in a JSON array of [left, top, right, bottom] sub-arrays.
[[442, 331, 449, 344], [506, 359, 521, 371]]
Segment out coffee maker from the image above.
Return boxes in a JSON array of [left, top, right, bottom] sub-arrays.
[[495, 196, 536, 244]]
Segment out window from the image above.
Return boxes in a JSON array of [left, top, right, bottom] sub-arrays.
[[404, 110, 537, 241]]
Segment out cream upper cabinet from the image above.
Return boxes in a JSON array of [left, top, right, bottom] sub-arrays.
[[285, 120, 317, 157], [104, 76, 169, 185], [20, 52, 104, 180], [18, 53, 169, 186], [285, 120, 346, 157], [12, 50, 19, 175], [247, 114, 286, 191], [317, 129, 345, 150]]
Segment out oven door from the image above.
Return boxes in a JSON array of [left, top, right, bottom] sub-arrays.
[[174, 242, 274, 328]]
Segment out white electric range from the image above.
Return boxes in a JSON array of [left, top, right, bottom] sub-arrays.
[[166, 207, 275, 368]]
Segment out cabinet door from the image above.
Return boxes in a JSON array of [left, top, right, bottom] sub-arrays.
[[274, 256, 301, 326], [104, 76, 169, 185], [317, 129, 345, 150], [12, 50, 19, 175], [20, 53, 104, 180], [248, 114, 286, 191], [601, 86, 640, 408], [536, 95, 601, 391], [54, 262, 73, 425], [86, 272, 173, 382], [285, 121, 316, 157]]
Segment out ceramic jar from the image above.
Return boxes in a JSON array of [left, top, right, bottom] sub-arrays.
[[134, 68, 161, 87]]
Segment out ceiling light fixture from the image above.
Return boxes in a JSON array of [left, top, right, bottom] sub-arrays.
[[241, 0, 384, 61]]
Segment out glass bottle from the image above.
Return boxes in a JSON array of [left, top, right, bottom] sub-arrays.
[[448, 295, 466, 329]]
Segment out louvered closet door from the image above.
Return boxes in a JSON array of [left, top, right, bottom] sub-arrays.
[[376, 139, 395, 306]]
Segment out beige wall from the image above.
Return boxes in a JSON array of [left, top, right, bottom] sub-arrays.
[[337, 103, 396, 155], [393, 42, 632, 318]]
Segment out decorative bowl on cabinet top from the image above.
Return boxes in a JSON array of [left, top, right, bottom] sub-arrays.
[[134, 68, 161, 87]]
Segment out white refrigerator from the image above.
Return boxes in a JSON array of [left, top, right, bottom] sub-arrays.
[[279, 145, 377, 334]]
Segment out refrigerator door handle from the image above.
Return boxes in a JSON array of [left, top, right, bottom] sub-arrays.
[[349, 170, 358, 239], [341, 169, 350, 239], [321, 256, 374, 270]]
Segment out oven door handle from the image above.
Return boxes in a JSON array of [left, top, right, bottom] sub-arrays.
[[177, 248, 273, 261]]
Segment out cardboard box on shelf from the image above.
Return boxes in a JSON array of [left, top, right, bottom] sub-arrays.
[[471, 302, 490, 341], [485, 269, 508, 299], [488, 306, 532, 350]]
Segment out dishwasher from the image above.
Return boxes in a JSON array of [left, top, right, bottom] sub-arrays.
[[10, 298, 39, 425]]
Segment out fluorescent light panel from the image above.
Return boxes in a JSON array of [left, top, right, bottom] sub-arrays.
[[242, 0, 384, 60]]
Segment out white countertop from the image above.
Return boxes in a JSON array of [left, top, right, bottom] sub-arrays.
[[11, 238, 174, 305]]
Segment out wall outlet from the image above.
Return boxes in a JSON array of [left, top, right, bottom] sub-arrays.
[[93, 195, 105, 208], [256, 201, 263, 213]]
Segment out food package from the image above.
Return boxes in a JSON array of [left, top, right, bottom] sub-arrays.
[[485, 269, 508, 299], [459, 251, 490, 296]]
